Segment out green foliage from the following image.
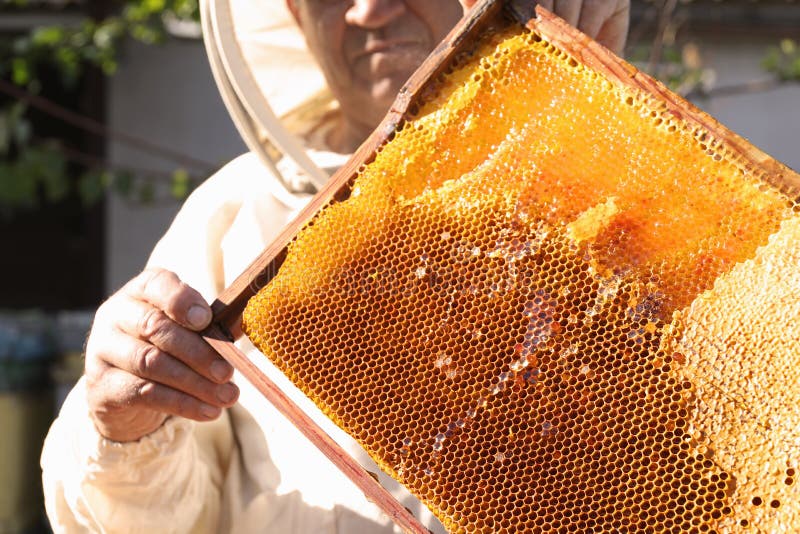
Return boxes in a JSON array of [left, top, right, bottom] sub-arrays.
[[762, 39, 800, 81], [4, 1, 199, 84], [0, 136, 66, 213], [0, 0, 201, 215], [0, 101, 198, 215], [170, 168, 190, 199]]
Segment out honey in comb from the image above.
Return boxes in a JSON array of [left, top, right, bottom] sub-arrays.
[[242, 23, 800, 533]]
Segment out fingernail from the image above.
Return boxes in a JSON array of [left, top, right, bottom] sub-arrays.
[[187, 305, 211, 329], [209, 360, 232, 382], [200, 404, 221, 419], [217, 383, 239, 404]]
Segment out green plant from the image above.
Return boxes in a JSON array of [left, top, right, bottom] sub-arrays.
[[0, 0, 207, 215], [762, 39, 800, 82]]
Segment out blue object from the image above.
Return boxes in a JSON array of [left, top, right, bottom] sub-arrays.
[[0, 312, 55, 391]]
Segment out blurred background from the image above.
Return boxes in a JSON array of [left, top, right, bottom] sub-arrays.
[[0, 0, 797, 532]]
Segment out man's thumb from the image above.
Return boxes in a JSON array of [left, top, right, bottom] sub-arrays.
[[459, 0, 478, 13]]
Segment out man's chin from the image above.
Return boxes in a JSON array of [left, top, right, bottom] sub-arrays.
[[339, 74, 417, 135], [370, 74, 413, 107]]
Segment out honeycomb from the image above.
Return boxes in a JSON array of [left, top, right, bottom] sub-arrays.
[[242, 23, 800, 533]]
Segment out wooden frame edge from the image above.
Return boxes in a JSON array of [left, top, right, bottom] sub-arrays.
[[203, 324, 431, 534]]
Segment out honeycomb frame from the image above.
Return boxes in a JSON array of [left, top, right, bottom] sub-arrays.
[[204, 2, 800, 532]]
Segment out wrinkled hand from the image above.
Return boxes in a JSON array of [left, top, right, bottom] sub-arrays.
[[85, 268, 239, 443], [459, 0, 630, 55]]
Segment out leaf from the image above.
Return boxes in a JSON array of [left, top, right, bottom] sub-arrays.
[[4, 102, 31, 148], [112, 171, 134, 197], [13, 117, 32, 147], [791, 57, 800, 80], [123, 4, 150, 23], [11, 36, 32, 56], [54, 46, 81, 86], [138, 180, 155, 204], [11, 57, 30, 85], [130, 22, 164, 45], [100, 58, 119, 76], [27, 145, 69, 202], [94, 19, 125, 49], [171, 0, 200, 21], [663, 47, 682, 64], [67, 30, 90, 49], [144, 0, 167, 13], [170, 168, 190, 200], [30, 26, 64, 47], [761, 48, 781, 72], [0, 161, 39, 209], [78, 170, 107, 206]]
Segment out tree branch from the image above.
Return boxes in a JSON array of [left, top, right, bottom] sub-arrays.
[[648, 0, 678, 74]]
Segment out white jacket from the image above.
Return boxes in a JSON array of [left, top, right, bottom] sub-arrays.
[[41, 152, 447, 534]]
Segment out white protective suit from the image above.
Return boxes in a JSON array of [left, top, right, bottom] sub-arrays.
[[41, 1, 448, 532]]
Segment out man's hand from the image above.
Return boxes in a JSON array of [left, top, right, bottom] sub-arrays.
[[459, 0, 630, 55], [85, 268, 239, 443]]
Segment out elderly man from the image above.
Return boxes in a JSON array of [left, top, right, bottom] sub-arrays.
[[42, 0, 629, 532]]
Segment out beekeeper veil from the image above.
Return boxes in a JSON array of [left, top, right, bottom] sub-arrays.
[[200, 0, 344, 194]]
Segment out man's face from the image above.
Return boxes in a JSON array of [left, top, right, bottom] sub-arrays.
[[289, 0, 463, 134]]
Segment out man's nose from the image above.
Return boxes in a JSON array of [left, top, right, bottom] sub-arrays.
[[345, 0, 406, 29]]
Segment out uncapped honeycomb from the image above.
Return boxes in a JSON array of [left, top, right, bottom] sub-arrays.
[[242, 23, 800, 533]]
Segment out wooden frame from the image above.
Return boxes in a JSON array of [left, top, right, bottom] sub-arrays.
[[202, 1, 800, 532]]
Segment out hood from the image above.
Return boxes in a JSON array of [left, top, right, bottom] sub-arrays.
[[200, 0, 333, 192]]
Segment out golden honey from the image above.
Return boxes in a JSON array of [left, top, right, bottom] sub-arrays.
[[243, 25, 800, 533]]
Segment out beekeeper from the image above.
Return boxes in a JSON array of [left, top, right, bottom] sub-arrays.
[[41, 0, 630, 532]]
